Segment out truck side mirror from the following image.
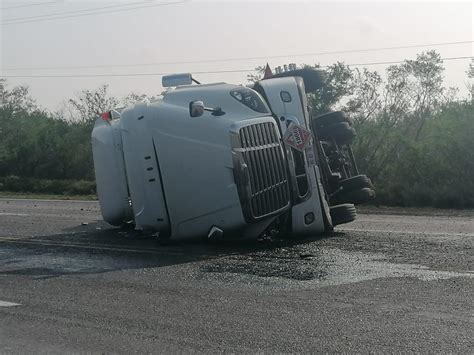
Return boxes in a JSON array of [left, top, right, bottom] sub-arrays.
[[189, 101, 204, 117]]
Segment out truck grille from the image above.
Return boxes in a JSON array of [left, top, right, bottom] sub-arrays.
[[235, 121, 290, 220], [291, 148, 309, 199]]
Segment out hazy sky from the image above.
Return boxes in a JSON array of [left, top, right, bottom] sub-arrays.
[[1, 0, 473, 111]]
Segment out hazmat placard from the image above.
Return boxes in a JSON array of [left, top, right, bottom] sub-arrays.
[[283, 122, 313, 152]]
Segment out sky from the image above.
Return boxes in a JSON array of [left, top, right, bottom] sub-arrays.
[[1, 0, 473, 111]]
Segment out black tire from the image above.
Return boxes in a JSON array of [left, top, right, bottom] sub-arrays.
[[313, 111, 351, 127], [271, 67, 324, 93], [332, 187, 376, 205], [318, 122, 356, 144], [334, 127, 356, 145], [330, 203, 357, 226], [348, 188, 376, 204], [338, 174, 373, 192]]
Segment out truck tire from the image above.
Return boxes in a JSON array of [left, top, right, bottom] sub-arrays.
[[313, 111, 351, 127], [318, 122, 356, 145], [349, 187, 376, 204], [330, 204, 356, 226], [332, 187, 376, 205], [338, 174, 373, 192]]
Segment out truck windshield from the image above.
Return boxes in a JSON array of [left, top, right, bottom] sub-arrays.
[[230, 88, 269, 114]]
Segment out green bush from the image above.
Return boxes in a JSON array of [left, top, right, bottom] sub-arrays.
[[0, 176, 96, 195], [353, 101, 474, 209]]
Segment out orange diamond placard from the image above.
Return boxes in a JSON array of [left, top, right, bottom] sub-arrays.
[[283, 122, 313, 152]]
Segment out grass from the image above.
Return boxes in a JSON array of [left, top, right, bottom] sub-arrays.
[[0, 191, 97, 201]]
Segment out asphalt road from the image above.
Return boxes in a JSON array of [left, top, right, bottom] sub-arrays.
[[0, 199, 473, 353]]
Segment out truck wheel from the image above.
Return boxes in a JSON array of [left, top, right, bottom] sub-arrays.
[[318, 122, 356, 144], [338, 174, 373, 192], [313, 111, 351, 127], [330, 204, 357, 226], [349, 187, 376, 204], [332, 187, 376, 205]]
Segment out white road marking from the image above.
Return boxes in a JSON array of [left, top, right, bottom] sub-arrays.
[[339, 227, 474, 238], [0, 301, 21, 307], [0, 213, 29, 217]]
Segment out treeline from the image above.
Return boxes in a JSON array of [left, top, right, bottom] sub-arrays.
[[303, 51, 474, 207], [354, 101, 473, 207], [0, 83, 151, 195], [1, 51, 473, 207], [0, 109, 94, 194]]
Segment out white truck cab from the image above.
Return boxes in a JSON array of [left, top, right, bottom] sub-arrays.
[[92, 69, 374, 241]]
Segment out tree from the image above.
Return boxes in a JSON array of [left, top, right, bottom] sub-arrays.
[[348, 51, 452, 181], [0, 80, 37, 114], [345, 68, 382, 124], [467, 59, 474, 101], [246, 65, 266, 84], [247, 63, 354, 116], [373, 51, 446, 141], [121, 92, 154, 107], [66, 85, 119, 126], [306, 62, 353, 115], [0, 81, 40, 176], [64, 86, 156, 125]]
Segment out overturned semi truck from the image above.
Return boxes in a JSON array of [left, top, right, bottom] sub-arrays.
[[91, 68, 375, 242]]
